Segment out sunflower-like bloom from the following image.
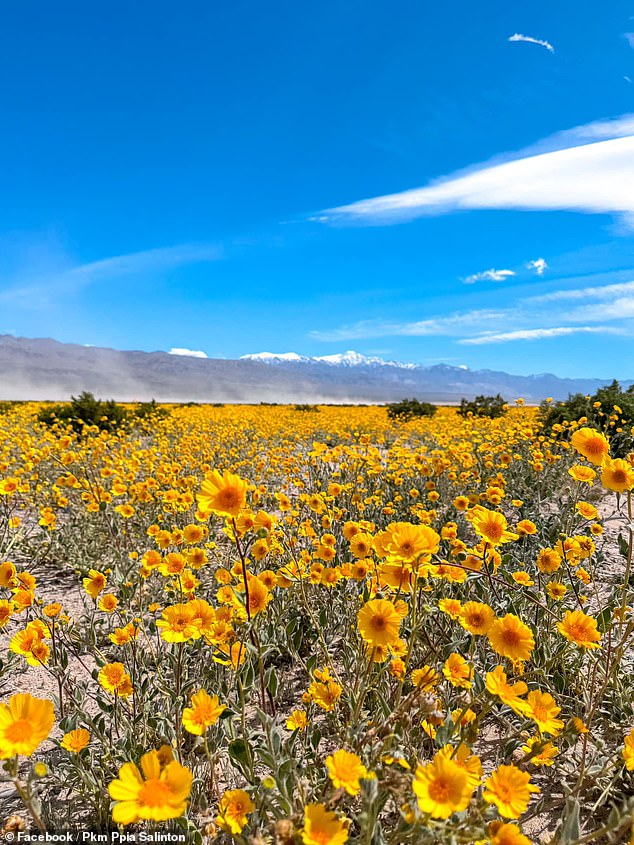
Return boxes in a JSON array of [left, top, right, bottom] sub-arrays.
[[60, 728, 90, 753], [0, 693, 55, 759], [182, 690, 225, 735], [437, 743, 482, 791], [244, 575, 272, 617], [570, 427, 610, 465], [521, 736, 559, 767], [83, 568, 107, 599], [536, 548, 562, 573], [485, 666, 528, 715], [302, 803, 349, 845], [413, 750, 474, 818], [459, 601, 495, 635], [443, 653, 473, 689], [0, 561, 17, 588], [469, 507, 518, 546], [326, 749, 371, 796], [349, 532, 374, 559], [483, 765, 539, 819], [9, 620, 51, 667], [156, 603, 201, 643], [0, 599, 12, 628], [488, 614, 535, 663], [601, 458, 634, 493], [487, 821, 532, 845], [357, 599, 401, 648], [379, 522, 440, 564], [197, 470, 248, 517], [108, 748, 192, 824], [438, 598, 463, 619], [286, 710, 308, 731], [524, 690, 564, 736], [557, 610, 601, 649], [216, 788, 255, 835], [308, 680, 343, 712], [411, 665, 440, 690], [98, 662, 133, 697], [568, 464, 597, 483]]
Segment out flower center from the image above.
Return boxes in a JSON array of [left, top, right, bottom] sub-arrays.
[[220, 490, 240, 507], [5, 719, 33, 743], [502, 630, 520, 646], [138, 778, 174, 808], [428, 778, 450, 803]]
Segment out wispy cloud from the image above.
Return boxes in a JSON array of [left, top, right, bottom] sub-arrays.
[[458, 326, 624, 345], [527, 258, 548, 275], [0, 243, 222, 308], [310, 275, 634, 344], [168, 347, 209, 358], [463, 268, 515, 284], [318, 115, 634, 226], [529, 279, 634, 303], [508, 33, 555, 53], [624, 33, 634, 48], [310, 309, 508, 342]]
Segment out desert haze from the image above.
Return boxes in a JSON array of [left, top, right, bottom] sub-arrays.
[[0, 334, 629, 404]]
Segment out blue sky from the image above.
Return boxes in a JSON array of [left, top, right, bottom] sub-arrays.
[[2, 1, 634, 377]]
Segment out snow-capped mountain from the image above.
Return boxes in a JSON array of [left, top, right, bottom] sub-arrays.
[[240, 351, 309, 363], [240, 350, 421, 369], [0, 334, 629, 403]]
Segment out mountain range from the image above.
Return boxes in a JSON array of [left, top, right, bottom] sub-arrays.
[[0, 334, 629, 404]]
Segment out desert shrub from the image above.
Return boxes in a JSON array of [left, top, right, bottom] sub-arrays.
[[386, 398, 437, 421], [37, 391, 129, 433], [458, 393, 507, 418], [540, 379, 634, 457], [133, 399, 170, 422]]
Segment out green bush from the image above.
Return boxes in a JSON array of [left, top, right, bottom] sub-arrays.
[[134, 399, 170, 422], [0, 401, 19, 415], [458, 393, 507, 418], [540, 379, 634, 457], [386, 398, 437, 422], [293, 403, 320, 412], [37, 391, 129, 433]]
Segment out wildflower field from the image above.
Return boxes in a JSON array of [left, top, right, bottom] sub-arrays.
[[1, 401, 634, 845]]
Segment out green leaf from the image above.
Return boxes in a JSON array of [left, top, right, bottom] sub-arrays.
[[559, 797, 580, 844], [618, 533, 630, 558], [597, 603, 616, 633], [265, 667, 279, 698], [228, 738, 251, 766]]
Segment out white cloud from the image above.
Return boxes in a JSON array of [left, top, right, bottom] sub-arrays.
[[527, 257, 548, 275], [168, 347, 208, 358], [625, 33, 634, 48], [319, 115, 634, 226], [458, 326, 624, 345], [508, 33, 555, 53], [463, 268, 515, 284]]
